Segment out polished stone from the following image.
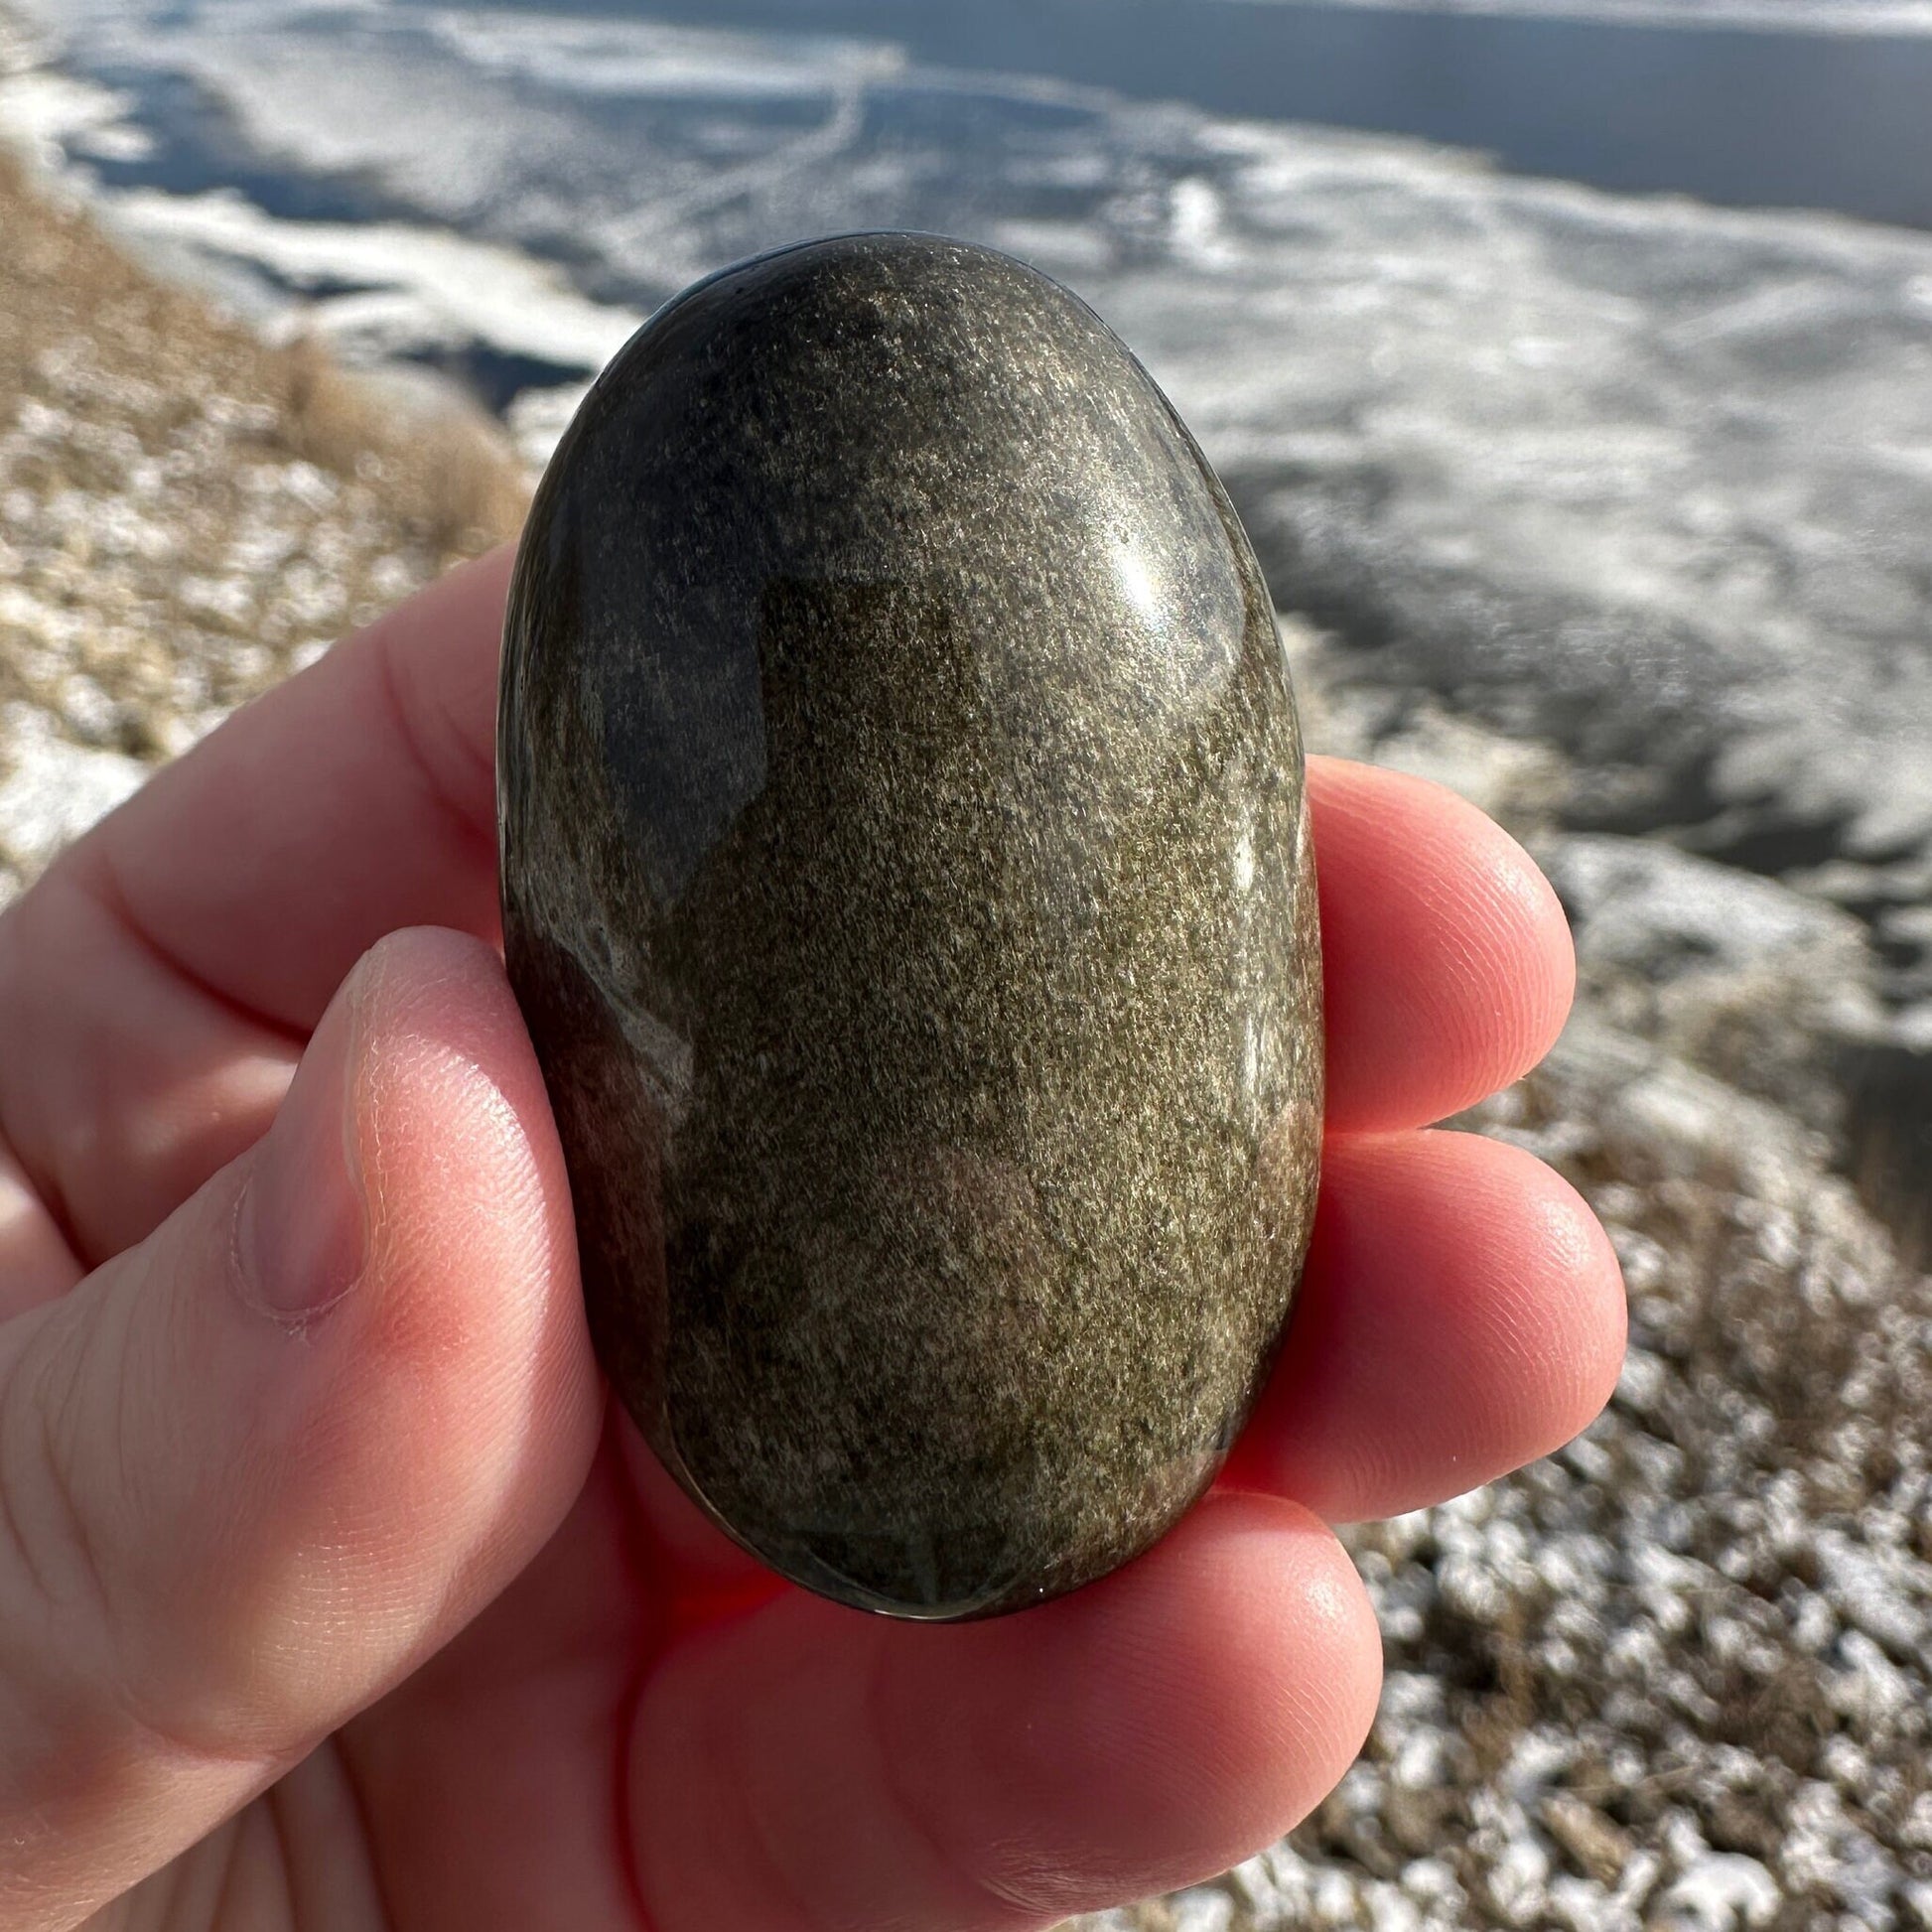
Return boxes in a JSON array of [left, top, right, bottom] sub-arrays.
[[497, 231, 1322, 1619]]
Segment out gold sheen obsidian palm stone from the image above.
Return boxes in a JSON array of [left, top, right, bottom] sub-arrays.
[[498, 231, 1322, 1620]]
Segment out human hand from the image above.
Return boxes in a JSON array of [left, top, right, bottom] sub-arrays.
[[0, 549, 1624, 1931]]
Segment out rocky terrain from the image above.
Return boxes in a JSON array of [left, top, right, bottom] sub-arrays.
[[6, 29, 1932, 1929]]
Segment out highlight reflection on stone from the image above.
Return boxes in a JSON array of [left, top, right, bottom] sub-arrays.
[[497, 232, 1323, 1619]]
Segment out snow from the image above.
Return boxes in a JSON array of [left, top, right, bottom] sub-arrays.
[[1656, 1854, 1781, 1931], [0, 703, 146, 885]]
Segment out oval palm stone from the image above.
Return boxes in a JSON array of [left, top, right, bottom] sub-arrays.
[[498, 232, 1322, 1620]]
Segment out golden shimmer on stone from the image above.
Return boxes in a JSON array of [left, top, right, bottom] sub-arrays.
[[498, 232, 1322, 1619]]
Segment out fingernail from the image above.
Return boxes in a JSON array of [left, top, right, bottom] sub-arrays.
[[234, 948, 378, 1322]]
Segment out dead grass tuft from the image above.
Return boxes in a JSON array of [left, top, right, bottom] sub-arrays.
[[273, 334, 530, 552], [0, 141, 535, 820]]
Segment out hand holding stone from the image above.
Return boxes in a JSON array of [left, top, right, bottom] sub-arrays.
[[0, 520, 1621, 1923]]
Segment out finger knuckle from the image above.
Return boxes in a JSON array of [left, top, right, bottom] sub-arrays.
[[0, 1296, 128, 1669]]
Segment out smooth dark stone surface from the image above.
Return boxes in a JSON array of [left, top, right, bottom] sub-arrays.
[[498, 232, 1322, 1619]]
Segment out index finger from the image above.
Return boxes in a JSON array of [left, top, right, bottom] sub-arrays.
[[71, 546, 517, 1034]]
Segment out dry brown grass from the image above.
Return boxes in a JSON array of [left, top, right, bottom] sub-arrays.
[[0, 143, 535, 818], [273, 333, 531, 553], [0, 145, 529, 560]]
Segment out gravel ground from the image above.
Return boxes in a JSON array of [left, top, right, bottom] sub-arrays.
[[3, 100, 1930, 1932]]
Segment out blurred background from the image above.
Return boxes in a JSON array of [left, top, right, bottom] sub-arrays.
[[2, 2, 1931, 1927]]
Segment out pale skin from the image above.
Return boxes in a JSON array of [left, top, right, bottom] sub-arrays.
[[0, 547, 1625, 1932]]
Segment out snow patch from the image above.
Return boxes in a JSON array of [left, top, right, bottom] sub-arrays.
[[0, 705, 147, 872]]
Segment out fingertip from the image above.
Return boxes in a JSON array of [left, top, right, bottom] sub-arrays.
[[1409, 1135, 1627, 1468], [347, 922, 601, 1501], [935, 1492, 1382, 1911], [1308, 759, 1576, 1129], [1238, 1130, 1627, 1523], [1520, 1153, 1629, 1443]]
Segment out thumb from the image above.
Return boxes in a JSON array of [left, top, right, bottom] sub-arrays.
[[0, 926, 601, 1930]]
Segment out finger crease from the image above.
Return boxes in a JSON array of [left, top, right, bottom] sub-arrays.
[[0, 1082, 89, 1288], [36, 1371, 112, 1635], [82, 855, 309, 1053], [205, 1815, 249, 1932], [369, 622, 498, 867], [324, 1737, 401, 1932], [0, 1370, 54, 1614], [863, 1645, 1037, 1925]]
